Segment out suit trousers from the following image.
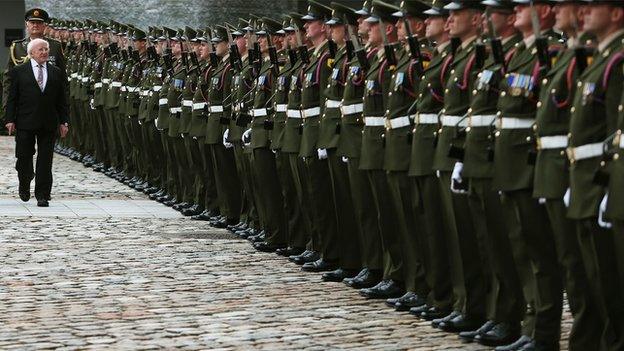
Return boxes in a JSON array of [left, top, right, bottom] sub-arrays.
[[15, 128, 56, 199]]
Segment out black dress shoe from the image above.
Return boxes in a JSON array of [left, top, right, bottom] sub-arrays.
[[302, 258, 338, 272], [344, 268, 368, 286], [386, 291, 415, 308], [409, 303, 431, 317], [492, 335, 532, 351], [432, 310, 461, 328], [37, 199, 49, 207], [476, 322, 521, 348], [359, 279, 404, 299], [253, 241, 286, 253], [182, 204, 204, 216], [19, 191, 30, 202], [394, 292, 427, 311], [276, 247, 305, 257], [289, 250, 320, 265], [173, 202, 191, 211], [518, 340, 559, 351], [459, 320, 496, 343], [321, 268, 359, 282], [422, 307, 453, 321], [163, 199, 177, 207], [213, 217, 238, 229], [345, 268, 382, 289], [439, 314, 485, 333]]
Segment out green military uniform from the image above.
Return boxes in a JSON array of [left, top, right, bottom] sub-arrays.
[[493, 23, 563, 347], [534, 31, 602, 350], [408, 2, 453, 316], [461, 11, 525, 340], [569, 27, 624, 351]]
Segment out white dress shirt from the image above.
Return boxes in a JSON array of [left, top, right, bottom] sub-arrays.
[[30, 59, 48, 91]]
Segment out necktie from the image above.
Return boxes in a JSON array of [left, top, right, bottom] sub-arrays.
[[37, 64, 44, 91]]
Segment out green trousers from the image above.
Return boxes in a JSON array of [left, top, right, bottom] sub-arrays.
[[411, 175, 453, 311], [468, 178, 524, 324], [387, 170, 428, 295], [288, 153, 315, 251], [252, 148, 287, 245], [346, 158, 382, 271], [210, 143, 241, 220], [198, 139, 219, 213], [277, 151, 309, 250]]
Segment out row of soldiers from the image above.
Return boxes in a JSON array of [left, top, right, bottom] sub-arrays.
[[30, 0, 624, 350]]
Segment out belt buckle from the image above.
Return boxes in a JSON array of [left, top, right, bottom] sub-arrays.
[[384, 118, 391, 129], [536, 137, 542, 150], [614, 132, 622, 148], [566, 147, 576, 164]]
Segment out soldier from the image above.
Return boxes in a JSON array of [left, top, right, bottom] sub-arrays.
[[492, 1, 563, 349], [458, 0, 525, 346], [568, 1, 624, 350]]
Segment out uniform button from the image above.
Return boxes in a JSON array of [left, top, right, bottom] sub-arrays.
[[472, 89, 477, 95], [466, 127, 471, 133], [526, 136, 531, 142], [560, 150, 565, 156], [438, 128, 442, 133], [533, 124, 538, 131], [421, 75, 425, 80], [467, 108, 472, 113], [542, 78, 548, 85], [477, 73, 482, 78], [571, 107, 575, 113], [450, 69, 455, 74], [496, 111, 502, 116], [568, 132, 572, 138], [453, 77, 458, 82], [427, 83, 432, 87], [551, 89, 556, 94], [619, 105, 623, 112], [537, 101, 542, 108], [445, 89, 449, 93], [601, 161, 606, 167], [419, 94, 423, 98], [614, 153, 620, 160], [389, 92, 392, 96], [495, 131, 500, 137], [501, 91, 506, 97], [577, 82, 582, 88]]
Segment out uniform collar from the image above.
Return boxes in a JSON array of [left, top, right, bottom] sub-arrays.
[[313, 39, 328, 56], [221, 53, 230, 63], [436, 40, 450, 54], [461, 35, 477, 50], [598, 29, 624, 53]]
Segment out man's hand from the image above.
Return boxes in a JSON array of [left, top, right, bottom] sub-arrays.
[[59, 124, 69, 138], [5, 123, 15, 135]]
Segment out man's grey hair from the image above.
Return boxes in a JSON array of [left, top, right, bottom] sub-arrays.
[[27, 38, 49, 57]]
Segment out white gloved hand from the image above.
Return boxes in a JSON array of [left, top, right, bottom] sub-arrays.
[[450, 162, 467, 194], [539, 198, 547, 205], [563, 188, 571, 208], [89, 98, 95, 110], [223, 128, 233, 149], [341, 156, 349, 163], [317, 148, 328, 160], [598, 193, 613, 229], [436, 170, 441, 178], [242, 128, 252, 146]]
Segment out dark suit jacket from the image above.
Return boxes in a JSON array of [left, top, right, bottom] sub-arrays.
[[4, 61, 69, 131]]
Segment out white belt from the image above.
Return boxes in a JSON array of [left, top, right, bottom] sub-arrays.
[[120, 86, 127, 92], [153, 85, 162, 92], [169, 107, 182, 114], [499, 117, 535, 129], [102, 78, 111, 84], [387, 116, 411, 129], [441, 115, 467, 127], [81, 77, 90, 83], [70, 73, 78, 78], [182, 100, 194, 107], [76, 74, 83, 80], [209, 105, 224, 113], [469, 114, 496, 127], [302, 107, 321, 118], [193, 102, 206, 111], [94, 82, 103, 89], [275, 104, 287, 112], [364, 116, 385, 127], [140, 90, 150, 96], [340, 103, 363, 116], [537, 135, 568, 150], [158, 98, 168, 106], [414, 113, 439, 125], [325, 100, 341, 109], [252, 108, 268, 117], [127, 86, 138, 93], [111, 81, 122, 87], [67, 77, 72, 82], [567, 142, 603, 162], [620, 136, 624, 148], [287, 109, 302, 118]]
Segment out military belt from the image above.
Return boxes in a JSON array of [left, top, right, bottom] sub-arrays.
[[441, 115, 467, 127], [617, 132, 623, 148], [468, 115, 496, 127], [111, 81, 122, 87], [364, 116, 385, 127], [70, 73, 78, 78], [414, 113, 439, 125], [209, 105, 224, 113], [251, 108, 268, 117], [121, 86, 127, 92], [182, 100, 194, 107], [302, 107, 321, 118], [275, 104, 287, 112], [94, 82, 103, 89], [340, 103, 363, 116], [386, 116, 411, 129], [287, 109, 302, 118], [169, 107, 182, 114], [325, 99, 341, 109], [127, 86, 138, 93], [498, 117, 535, 129], [158, 98, 168, 106], [76, 74, 83, 80], [537, 135, 568, 150], [102, 78, 111, 84], [81, 77, 90, 83], [566, 142, 603, 163], [153, 85, 162, 92], [192, 102, 206, 111], [140, 90, 150, 96]]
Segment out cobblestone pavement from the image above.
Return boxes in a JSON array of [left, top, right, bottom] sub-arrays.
[[0, 136, 571, 350]]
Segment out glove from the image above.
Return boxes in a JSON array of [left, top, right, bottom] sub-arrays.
[[450, 162, 467, 194], [317, 148, 328, 160], [242, 128, 252, 146], [598, 193, 613, 229], [223, 128, 233, 149], [563, 188, 571, 208], [89, 98, 95, 110], [342, 156, 349, 163]]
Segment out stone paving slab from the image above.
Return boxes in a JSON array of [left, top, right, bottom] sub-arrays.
[[0, 136, 572, 349]]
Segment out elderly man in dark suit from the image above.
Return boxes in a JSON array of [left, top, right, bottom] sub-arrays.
[[4, 38, 69, 207]]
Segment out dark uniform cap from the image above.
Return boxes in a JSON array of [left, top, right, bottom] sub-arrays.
[[25, 8, 50, 22], [96, 21, 107, 34], [277, 18, 289, 34], [257, 17, 284, 35], [159, 27, 177, 40], [355, 0, 373, 15], [284, 13, 305, 31], [211, 25, 229, 43], [392, 0, 432, 19], [133, 28, 147, 41], [424, 0, 451, 16], [151, 27, 163, 41], [444, 0, 486, 10], [326, 2, 359, 25], [482, 0, 516, 11], [192, 29, 203, 42], [365, 0, 402, 23], [302, 0, 334, 21], [196, 27, 212, 42], [172, 28, 184, 41], [183, 26, 197, 41]]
